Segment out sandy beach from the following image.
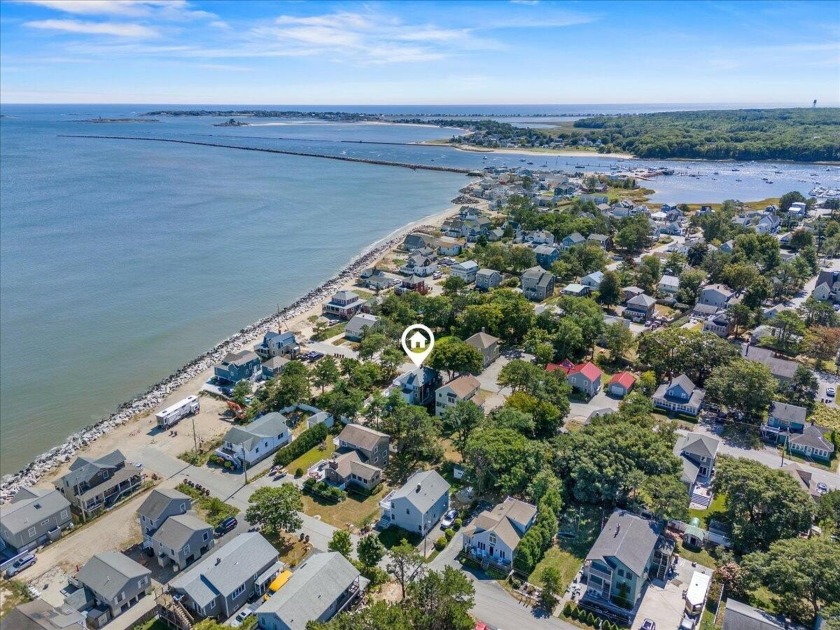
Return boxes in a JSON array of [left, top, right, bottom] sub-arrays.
[[1, 201, 470, 497], [418, 140, 634, 160]]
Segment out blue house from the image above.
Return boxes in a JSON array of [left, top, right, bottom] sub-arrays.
[[653, 374, 705, 416], [214, 350, 261, 385], [534, 245, 560, 270], [392, 367, 441, 406], [761, 401, 807, 444], [254, 331, 299, 359], [560, 232, 586, 250]]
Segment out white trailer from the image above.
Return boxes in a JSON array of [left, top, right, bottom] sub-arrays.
[[156, 395, 200, 429], [685, 571, 712, 616]]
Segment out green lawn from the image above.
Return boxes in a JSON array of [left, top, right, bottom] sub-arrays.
[[378, 526, 423, 549], [176, 483, 238, 526], [132, 620, 171, 630], [301, 484, 387, 529], [675, 540, 718, 570], [688, 492, 727, 529], [311, 322, 347, 341], [285, 439, 336, 474], [529, 504, 601, 589]]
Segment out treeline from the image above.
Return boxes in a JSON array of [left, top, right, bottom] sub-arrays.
[[573, 108, 840, 162], [142, 110, 381, 121]]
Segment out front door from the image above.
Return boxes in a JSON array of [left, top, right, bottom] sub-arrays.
[[489, 546, 494, 557]]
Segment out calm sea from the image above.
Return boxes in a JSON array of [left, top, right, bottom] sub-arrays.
[[0, 104, 835, 475]]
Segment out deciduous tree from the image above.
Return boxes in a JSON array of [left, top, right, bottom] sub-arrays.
[[245, 485, 303, 535], [328, 530, 353, 558], [387, 539, 425, 600], [705, 358, 776, 422], [442, 400, 484, 457]]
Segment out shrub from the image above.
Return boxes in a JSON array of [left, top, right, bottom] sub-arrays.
[[435, 537, 448, 551], [453, 518, 463, 530], [586, 611, 597, 625], [563, 603, 574, 617], [510, 576, 523, 590], [569, 606, 580, 621], [303, 477, 316, 489], [273, 423, 329, 466], [295, 467, 304, 478], [444, 528, 455, 540]]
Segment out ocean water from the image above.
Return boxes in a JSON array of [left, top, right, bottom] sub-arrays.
[[0, 104, 836, 475]]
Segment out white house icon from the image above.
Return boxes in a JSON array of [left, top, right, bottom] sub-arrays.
[[409, 331, 427, 350]]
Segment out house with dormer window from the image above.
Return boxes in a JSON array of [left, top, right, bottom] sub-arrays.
[[653, 374, 705, 416]]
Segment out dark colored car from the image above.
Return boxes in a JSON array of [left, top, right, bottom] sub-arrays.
[[642, 619, 656, 630], [6, 553, 36, 578], [214, 517, 238, 537]]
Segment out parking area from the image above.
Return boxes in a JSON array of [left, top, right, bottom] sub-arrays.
[[632, 558, 714, 630]]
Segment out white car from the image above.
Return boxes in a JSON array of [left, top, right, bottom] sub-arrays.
[[827, 386, 836, 397], [440, 509, 458, 529]]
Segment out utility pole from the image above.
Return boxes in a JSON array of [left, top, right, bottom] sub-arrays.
[[192, 415, 198, 455]]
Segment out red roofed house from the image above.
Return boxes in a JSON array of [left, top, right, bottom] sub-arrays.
[[546, 359, 575, 375], [566, 362, 602, 397], [608, 371, 636, 398]]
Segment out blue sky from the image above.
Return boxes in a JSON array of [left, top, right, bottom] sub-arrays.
[[1, 0, 838, 104]]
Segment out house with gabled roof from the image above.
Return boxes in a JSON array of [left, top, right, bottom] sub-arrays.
[[624, 293, 656, 322], [582, 511, 662, 612], [465, 331, 500, 368], [262, 356, 290, 380], [699, 284, 734, 309], [674, 432, 720, 493], [560, 231, 586, 250], [1, 599, 85, 630], [581, 271, 604, 290], [55, 450, 142, 522], [215, 412, 290, 467], [462, 497, 537, 568], [402, 232, 435, 251], [723, 599, 787, 630], [255, 552, 368, 630], [74, 552, 152, 621], [435, 375, 482, 417], [521, 266, 555, 301], [761, 401, 807, 444], [0, 487, 72, 554], [344, 313, 381, 342], [451, 260, 480, 284], [657, 274, 680, 295], [566, 362, 602, 397], [813, 269, 840, 303], [254, 331, 299, 360], [607, 372, 636, 398], [214, 350, 261, 385], [741, 344, 799, 382], [379, 470, 450, 535], [653, 374, 705, 416], [475, 268, 501, 291], [322, 290, 365, 320], [392, 366, 440, 406], [534, 245, 560, 270], [788, 425, 835, 463], [151, 513, 214, 570], [137, 488, 191, 547], [169, 532, 280, 620]]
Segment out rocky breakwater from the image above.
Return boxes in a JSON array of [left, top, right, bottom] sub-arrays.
[[0, 223, 443, 502]]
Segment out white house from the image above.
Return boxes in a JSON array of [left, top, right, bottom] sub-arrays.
[[462, 498, 537, 568], [653, 374, 705, 416], [581, 271, 604, 290], [435, 375, 481, 417], [699, 284, 734, 309], [450, 260, 480, 284], [657, 274, 680, 295], [216, 412, 291, 467], [379, 470, 450, 535]]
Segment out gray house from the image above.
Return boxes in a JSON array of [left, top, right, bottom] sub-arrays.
[[723, 599, 786, 630], [137, 488, 191, 547], [262, 356, 290, 379], [582, 511, 662, 612], [0, 487, 72, 554], [653, 374, 705, 416], [392, 367, 441, 406], [674, 433, 720, 494], [465, 331, 500, 368], [151, 513, 214, 570], [344, 313, 381, 342], [475, 268, 501, 290], [0, 600, 85, 630], [55, 450, 142, 521], [74, 552, 152, 621], [255, 552, 369, 630], [254, 331, 299, 360], [216, 412, 291, 467], [215, 350, 262, 385], [624, 293, 656, 322], [169, 532, 280, 620], [521, 266, 555, 301], [379, 470, 450, 535]]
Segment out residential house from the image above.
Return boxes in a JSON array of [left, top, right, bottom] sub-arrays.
[[521, 266, 555, 301], [813, 269, 840, 303], [402, 233, 435, 251], [546, 359, 575, 375], [720, 240, 735, 254], [761, 401, 807, 444], [151, 514, 214, 570], [582, 511, 662, 611], [451, 260, 480, 284], [523, 230, 555, 246], [755, 214, 781, 235], [336, 424, 389, 468], [566, 362, 602, 398], [534, 245, 560, 270], [723, 599, 786, 630], [698, 284, 734, 309], [607, 372, 636, 398], [216, 412, 291, 467], [653, 374, 705, 416], [254, 332, 299, 360], [0, 600, 85, 630], [255, 552, 368, 630], [379, 470, 450, 535], [781, 463, 823, 499], [741, 344, 799, 382], [215, 350, 262, 385], [435, 236, 462, 256], [692, 303, 721, 319], [657, 275, 680, 295], [581, 271, 604, 290], [562, 283, 591, 297], [465, 331, 500, 368], [393, 366, 441, 406], [137, 488, 191, 547], [400, 275, 428, 295], [75, 552, 152, 621], [560, 232, 586, 250], [587, 234, 612, 250], [322, 290, 365, 320], [487, 227, 505, 241], [435, 375, 482, 417], [55, 450, 142, 521], [788, 425, 835, 463], [399, 253, 438, 278], [475, 268, 501, 290], [344, 313, 381, 342], [0, 487, 72, 554], [703, 313, 734, 338], [624, 293, 656, 322], [262, 356, 290, 380], [169, 532, 280, 620], [673, 433, 720, 494], [622, 286, 645, 303], [462, 498, 538, 568], [360, 268, 401, 291]]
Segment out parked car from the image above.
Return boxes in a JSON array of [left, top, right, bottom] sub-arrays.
[[231, 606, 255, 628], [642, 619, 656, 630], [6, 553, 36, 578], [826, 386, 836, 397], [440, 509, 458, 529], [214, 517, 238, 537], [817, 482, 829, 495]]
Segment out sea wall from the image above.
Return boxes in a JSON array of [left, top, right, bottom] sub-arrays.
[[0, 218, 450, 502]]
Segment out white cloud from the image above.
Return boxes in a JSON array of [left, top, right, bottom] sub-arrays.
[[25, 19, 160, 38], [19, 0, 216, 21]]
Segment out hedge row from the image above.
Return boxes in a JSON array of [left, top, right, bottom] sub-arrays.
[[273, 423, 329, 466], [302, 477, 346, 503], [563, 603, 623, 630], [513, 489, 561, 574]]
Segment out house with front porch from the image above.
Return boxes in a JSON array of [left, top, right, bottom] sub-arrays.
[[55, 450, 142, 522], [462, 497, 537, 569], [761, 401, 807, 444], [653, 374, 705, 416], [322, 290, 365, 320], [582, 511, 662, 612], [673, 433, 720, 495], [0, 487, 72, 554], [254, 331, 299, 360], [216, 412, 290, 467], [137, 488, 191, 548], [787, 425, 835, 463]]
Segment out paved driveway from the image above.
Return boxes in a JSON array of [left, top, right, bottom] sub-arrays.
[[633, 559, 713, 630], [569, 391, 621, 422]]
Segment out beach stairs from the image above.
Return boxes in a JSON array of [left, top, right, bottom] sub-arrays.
[[690, 492, 712, 509]]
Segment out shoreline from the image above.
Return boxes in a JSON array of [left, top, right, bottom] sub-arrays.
[[417, 141, 634, 160], [0, 201, 467, 501]]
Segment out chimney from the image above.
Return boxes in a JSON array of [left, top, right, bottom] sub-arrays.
[[615, 523, 621, 537], [215, 557, 222, 566], [416, 483, 422, 493]]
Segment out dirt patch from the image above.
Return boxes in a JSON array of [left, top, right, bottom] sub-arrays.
[[374, 581, 403, 603]]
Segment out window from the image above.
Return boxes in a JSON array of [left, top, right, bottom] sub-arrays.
[[41, 519, 51, 526], [27, 527, 36, 538], [138, 579, 146, 589], [203, 532, 209, 541], [489, 535, 497, 545], [60, 509, 69, 520], [118, 592, 125, 602], [406, 509, 410, 514], [232, 584, 246, 598], [617, 569, 624, 578], [102, 471, 109, 480], [499, 550, 505, 559], [184, 544, 190, 555]]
